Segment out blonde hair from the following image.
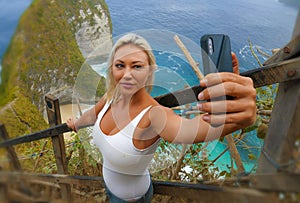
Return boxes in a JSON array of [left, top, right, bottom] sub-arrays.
[[105, 33, 157, 103]]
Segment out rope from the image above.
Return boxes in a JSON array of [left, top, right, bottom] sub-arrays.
[[261, 148, 295, 171]]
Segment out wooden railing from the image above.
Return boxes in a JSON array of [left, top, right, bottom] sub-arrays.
[[0, 12, 299, 203]]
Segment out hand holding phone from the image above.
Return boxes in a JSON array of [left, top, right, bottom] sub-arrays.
[[200, 34, 234, 128]]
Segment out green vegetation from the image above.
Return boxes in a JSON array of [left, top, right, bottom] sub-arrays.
[[0, 0, 110, 138], [1, 1, 295, 201]]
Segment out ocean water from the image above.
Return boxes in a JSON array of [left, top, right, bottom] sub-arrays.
[[0, 0, 32, 83], [104, 0, 299, 173], [106, 0, 298, 71], [0, 0, 299, 173]]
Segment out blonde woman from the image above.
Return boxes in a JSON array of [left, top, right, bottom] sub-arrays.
[[67, 33, 256, 202]]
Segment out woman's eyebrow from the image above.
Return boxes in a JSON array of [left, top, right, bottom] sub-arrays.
[[114, 59, 124, 63], [132, 61, 144, 64], [114, 59, 144, 64]]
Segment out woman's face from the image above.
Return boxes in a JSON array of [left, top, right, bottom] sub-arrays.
[[112, 44, 152, 96]]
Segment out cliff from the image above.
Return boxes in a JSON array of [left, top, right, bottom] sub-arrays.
[[0, 0, 112, 137]]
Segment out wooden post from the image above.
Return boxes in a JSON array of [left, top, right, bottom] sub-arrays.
[[0, 124, 19, 202], [0, 124, 21, 170], [45, 94, 71, 201], [0, 124, 33, 201], [256, 79, 300, 173], [256, 11, 300, 173]]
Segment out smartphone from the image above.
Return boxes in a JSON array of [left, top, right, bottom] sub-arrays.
[[201, 34, 234, 107], [200, 34, 233, 74]]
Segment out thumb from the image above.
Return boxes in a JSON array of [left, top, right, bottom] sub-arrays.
[[231, 52, 240, 75]]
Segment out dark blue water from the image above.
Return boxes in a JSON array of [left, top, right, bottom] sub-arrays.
[[105, 0, 299, 173], [0, 0, 298, 81], [0, 0, 32, 83], [106, 0, 298, 72], [0, 0, 299, 173]]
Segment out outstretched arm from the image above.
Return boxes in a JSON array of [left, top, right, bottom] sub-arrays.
[[150, 53, 256, 143]]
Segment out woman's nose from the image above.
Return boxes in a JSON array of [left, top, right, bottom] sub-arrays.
[[123, 67, 132, 79]]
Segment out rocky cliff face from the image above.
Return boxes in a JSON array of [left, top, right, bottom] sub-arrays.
[[74, 4, 112, 59], [0, 0, 112, 137]]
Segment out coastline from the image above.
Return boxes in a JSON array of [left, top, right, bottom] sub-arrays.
[[59, 103, 93, 123], [53, 103, 93, 140]]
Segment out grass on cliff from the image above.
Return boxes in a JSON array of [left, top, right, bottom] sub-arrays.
[[0, 0, 110, 108]]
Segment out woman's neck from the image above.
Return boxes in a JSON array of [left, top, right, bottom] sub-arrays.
[[117, 88, 149, 108]]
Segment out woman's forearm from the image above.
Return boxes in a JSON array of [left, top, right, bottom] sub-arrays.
[[74, 107, 97, 130]]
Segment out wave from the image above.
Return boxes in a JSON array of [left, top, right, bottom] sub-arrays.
[[90, 62, 108, 78], [238, 44, 273, 72]]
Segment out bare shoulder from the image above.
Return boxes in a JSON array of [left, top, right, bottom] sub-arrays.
[[148, 104, 178, 126], [149, 104, 174, 115], [94, 97, 106, 115]]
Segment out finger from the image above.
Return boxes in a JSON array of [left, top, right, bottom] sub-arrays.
[[200, 72, 253, 88], [231, 52, 240, 74], [199, 81, 255, 101], [198, 99, 252, 114], [202, 111, 251, 126]]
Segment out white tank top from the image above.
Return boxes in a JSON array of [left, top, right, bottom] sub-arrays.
[[92, 102, 160, 200]]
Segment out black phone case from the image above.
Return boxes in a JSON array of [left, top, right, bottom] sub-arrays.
[[200, 34, 233, 75]]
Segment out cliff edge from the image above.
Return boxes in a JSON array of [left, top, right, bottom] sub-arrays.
[[0, 0, 112, 137]]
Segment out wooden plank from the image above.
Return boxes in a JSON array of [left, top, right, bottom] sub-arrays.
[[45, 94, 69, 174], [0, 123, 70, 148], [0, 172, 103, 188], [257, 78, 300, 173], [256, 12, 300, 174], [0, 124, 21, 170], [0, 183, 9, 203], [263, 35, 300, 65], [45, 94, 71, 201], [7, 189, 49, 203], [156, 57, 300, 107], [0, 171, 279, 203], [153, 180, 278, 203], [243, 57, 300, 88], [250, 173, 300, 192], [155, 85, 204, 107]]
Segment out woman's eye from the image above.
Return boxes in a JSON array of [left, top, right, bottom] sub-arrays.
[[115, 64, 124, 69], [133, 65, 142, 69]]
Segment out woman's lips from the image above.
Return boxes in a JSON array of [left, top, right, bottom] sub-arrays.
[[120, 82, 134, 89]]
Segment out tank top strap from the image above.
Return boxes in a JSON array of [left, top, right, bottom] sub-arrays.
[[130, 105, 152, 127], [97, 101, 111, 121]]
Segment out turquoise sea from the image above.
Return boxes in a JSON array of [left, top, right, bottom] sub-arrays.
[[0, 0, 299, 173], [104, 0, 299, 173]]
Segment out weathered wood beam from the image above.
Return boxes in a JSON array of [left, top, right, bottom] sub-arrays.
[[0, 172, 104, 188], [154, 180, 278, 203], [45, 94, 69, 174], [264, 35, 300, 65], [256, 12, 300, 174], [0, 124, 21, 170], [265, 10, 300, 65], [256, 77, 300, 173], [244, 57, 300, 87], [156, 57, 300, 107], [45, 94, 71, 202], [250, 173, 300, 192], [0, 172, 279, 203], [0, 123, 70, 148]]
